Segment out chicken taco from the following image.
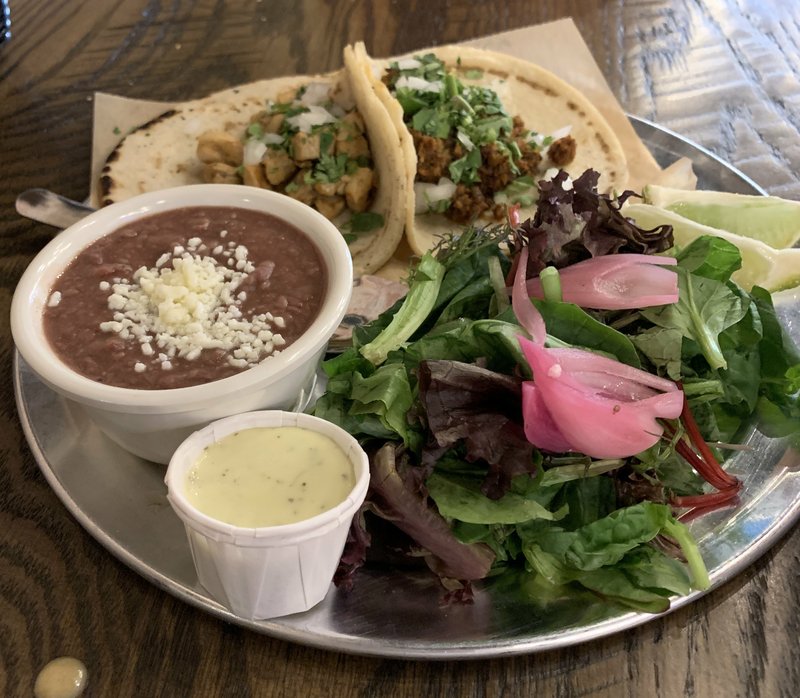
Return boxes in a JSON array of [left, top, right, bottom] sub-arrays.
[[350, 43, 629, 255], [99, 66, 409, 276]]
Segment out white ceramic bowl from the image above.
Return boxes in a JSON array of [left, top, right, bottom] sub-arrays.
[[164, 410, 370, 619], [11, 185, 353, 463]]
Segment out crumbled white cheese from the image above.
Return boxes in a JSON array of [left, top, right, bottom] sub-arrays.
[[98, 234, 285, 372], [47, 291, 62, 307]]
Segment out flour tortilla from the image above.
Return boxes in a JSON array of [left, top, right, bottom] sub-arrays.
[[100, 69, 409, 276], [351, 43, 630, 256]]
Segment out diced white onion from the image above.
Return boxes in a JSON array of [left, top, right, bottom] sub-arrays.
[[414, 177, 457, 213], [261, 133, 283, 145], [328, 103, 346, 119], [549, 125, 572, 141], [243, 139, 267, 166], [298, 82, 332, 107], [456, 130, 475, 151], [287, 105, 337, 132], [530, 133, 546, 147], [395, 58, 423, 70], [395, 75, 444, 93]]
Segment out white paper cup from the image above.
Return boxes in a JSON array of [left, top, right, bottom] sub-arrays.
[[164, 410, 370, 619]]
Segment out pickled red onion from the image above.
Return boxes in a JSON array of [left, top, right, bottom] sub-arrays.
[[525, 254, 678, 310], [513, 247, 683, 459]]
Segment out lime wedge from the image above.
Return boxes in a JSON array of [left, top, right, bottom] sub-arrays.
[[642, 184, 800, 249], [624, 203, 800, 292]]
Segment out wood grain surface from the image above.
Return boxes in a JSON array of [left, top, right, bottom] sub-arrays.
[[2, 1, 799, 696]]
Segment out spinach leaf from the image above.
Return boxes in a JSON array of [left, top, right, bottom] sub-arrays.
[[532, 300, 642, 367], [427, 472, 564, 524], [675, 235, 741, 281], [572, 567, 671, 613], [618, 546, 691, 597], [563, 502, 670, 571], [551, 477, 617, 531], [642, 267, 746, 370], [630, 327, 684, 380]]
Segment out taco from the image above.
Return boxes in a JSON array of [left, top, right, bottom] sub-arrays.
[[350, 43, 629, 255], [99, 67, 409, 276]]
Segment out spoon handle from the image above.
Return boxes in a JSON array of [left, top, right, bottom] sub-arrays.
[[15, 188, 95, 229]]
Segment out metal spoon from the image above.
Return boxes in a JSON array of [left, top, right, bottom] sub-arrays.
[[15, 189, 95, 229]]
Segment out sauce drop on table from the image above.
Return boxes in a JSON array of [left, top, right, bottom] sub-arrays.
[[34, 657, 88, 698]]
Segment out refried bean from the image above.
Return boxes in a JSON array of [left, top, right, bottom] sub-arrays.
[[43, 206, 327, 390]]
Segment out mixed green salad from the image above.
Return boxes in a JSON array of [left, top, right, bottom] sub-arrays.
[[315, 169, 800, 613]]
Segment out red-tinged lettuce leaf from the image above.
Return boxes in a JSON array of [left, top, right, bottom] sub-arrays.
[[333, 507, 371, 591], [417, 360, 537, 499], [368, 443, 495, 581], [516, 169, 674, 275]]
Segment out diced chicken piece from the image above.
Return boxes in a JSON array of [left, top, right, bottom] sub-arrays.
[[344, 167, 373, 212], [202, 162, 241, 184], [277, 87, 300, 104], [242, 164, 270, 189], [336, 132, 370, 159], [329, 82, 355, 111], [262, 149, 297, 186], [340, 110, 365, 134], [292, 132, 321, 161], [314, 181, 340, 197], [264, 113, 285, 134], [315, 195, 347, 220], [285, 171, 316, 206], [197, 130, 244, 166], [249, 110, 284, 135]]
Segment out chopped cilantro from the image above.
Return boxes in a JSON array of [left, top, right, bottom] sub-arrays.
[[449, 147, 482, 184], [112, 126, 121, 135], [463, 68, 484, 80], [411, 107, 451, 138], [495, 175, 537, 207], [285, 182, 300, 193], [395, 89, 429, 116], [246, 122, 264, 139], [427, 197, 452, 214], [310, 152, 349, 183], [348, 211, 385, 233], [319, 129, 335, 156]]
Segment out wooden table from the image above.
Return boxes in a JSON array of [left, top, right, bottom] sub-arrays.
[[2, 1, 799, 695]]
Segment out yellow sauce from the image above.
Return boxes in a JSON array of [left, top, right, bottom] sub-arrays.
[[34, 657, 88, 698], [185, 426, 355, 527]]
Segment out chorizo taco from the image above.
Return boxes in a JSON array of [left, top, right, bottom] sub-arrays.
[[99, 67, 409, 276], [349, 43, 629, 255]]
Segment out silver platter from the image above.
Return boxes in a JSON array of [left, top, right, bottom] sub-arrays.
[[15, 117, 800, 659]]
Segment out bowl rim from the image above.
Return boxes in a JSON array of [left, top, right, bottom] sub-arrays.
[[10, 185, 353, 409]]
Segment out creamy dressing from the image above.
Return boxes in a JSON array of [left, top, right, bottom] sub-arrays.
[[34, 657, 88, 698], [185, 426, 355, 527]]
